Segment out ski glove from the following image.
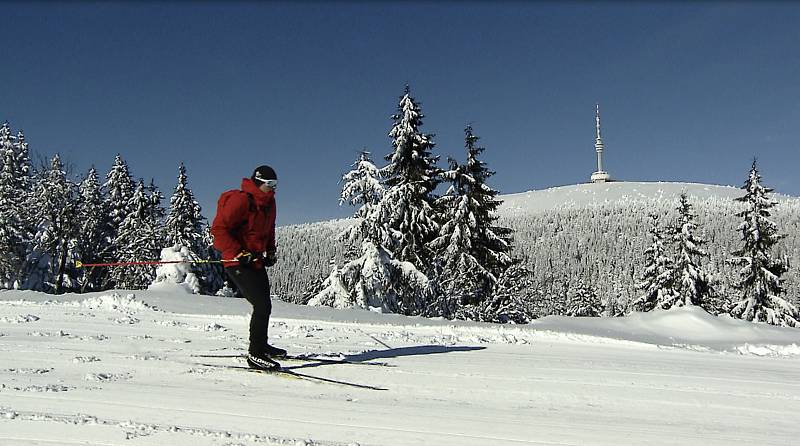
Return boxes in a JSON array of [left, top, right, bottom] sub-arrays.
[[235, 251, 255, 266], [264, 251, 278, 267]]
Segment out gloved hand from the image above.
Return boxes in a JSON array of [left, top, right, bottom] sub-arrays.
[[235, 251, 255, 266], [264, 250, 278, 267]]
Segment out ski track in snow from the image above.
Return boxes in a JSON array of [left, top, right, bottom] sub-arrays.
[[0, 291, 799, 445]]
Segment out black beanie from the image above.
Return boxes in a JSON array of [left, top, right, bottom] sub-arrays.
[[251, 165, 277, 185]]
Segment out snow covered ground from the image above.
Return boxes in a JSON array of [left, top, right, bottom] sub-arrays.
[[498, 181, 796, 215], [1, 287, 799, 445]]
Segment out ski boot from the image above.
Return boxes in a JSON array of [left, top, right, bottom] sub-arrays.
[[246, 352, 281, 371]]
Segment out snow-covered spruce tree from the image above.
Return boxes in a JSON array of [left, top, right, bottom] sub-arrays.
[[309, 118, 435, 314], [376, 86, 441, 266], [75, 167, 111, 292], [430, 157, 488, 316], [430, 125, 514, 317], [667, 193, 716, 310], [102, 154, 135, 287], [728, 160, 798, 327], [22, 154, 81, 293], [308, 240, 432, 313], [633, 213, 677, 312], [112, 180, 165, 289], [164, 163, 204, 253], [163, 163, 221, 293], [565, 279, 602, 317], [459, 125, 514, 279], [339, 150, 384, 246], [104, 154, 135, 231], [458, 260, 536, 323], [0, 123, 31, 287]]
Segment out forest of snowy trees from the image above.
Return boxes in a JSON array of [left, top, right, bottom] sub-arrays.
[[0, 122, 221, 295], [1, 86, 798, 327]]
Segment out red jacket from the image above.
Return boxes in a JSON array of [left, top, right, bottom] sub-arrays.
[[211, 178, 276, 268]]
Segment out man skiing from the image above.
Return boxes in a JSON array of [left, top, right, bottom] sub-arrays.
[[211, 165, 286, 371]]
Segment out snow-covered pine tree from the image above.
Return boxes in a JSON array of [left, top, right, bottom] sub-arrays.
[[22, 154, 81, 293], [565, 279, 602, 317], [459, 260, 535, 323], [459, 125, 514, 280], [633, 213, 677, 312], [376, 86, 441, 266], [75, 167, 110, 292], [104, 154, 135, 231], [0, 123, 30, 287], [308, 241, 432, 314], [667, 193, 716, 310], [162, 163, 219, 292], [430, 157, 488, 316], [102, 155, 135, 287], [728, 160, 798, 327], [164, 163, 204, 252], [430, 125, 515, 318], [339, 150, 384, 246], [112, 180, 164, 289], [310, 125, 435, 315]]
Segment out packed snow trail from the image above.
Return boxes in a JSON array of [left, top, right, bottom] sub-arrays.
[[0, 289, 799, 445]]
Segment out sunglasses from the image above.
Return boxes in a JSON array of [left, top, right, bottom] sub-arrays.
[[263, 179, 278, 191], [254, 172, 278, 191]]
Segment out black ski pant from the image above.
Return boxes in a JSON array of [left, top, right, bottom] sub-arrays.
[[225, 265, 271, 355]]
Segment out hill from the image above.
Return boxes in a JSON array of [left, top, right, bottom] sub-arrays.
[[271, 181, 800, 310]]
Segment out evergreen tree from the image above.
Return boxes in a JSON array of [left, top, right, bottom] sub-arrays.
[[75, 167, 111, 292], [164, 163, 204, 254], [112, 180, 164, 289], [565, 279, 602, 317], [339, 150, 384, 245], [22, 154, 80, 293], [375, 86, 441, 266], [633, 213, 677, 311], [460, 260, 535, 323], [0, 123, 29, 287], [102, 155, 135, 287], [430, 157, 488, 315], [430, 126, 515, 317], [460, 125, 514, 278], [728, 160, 797, 326], [668, 193, 716, 310], [308, 241, 432, 314], [164, 163, 221, 294], [310, 87, 440, 315]]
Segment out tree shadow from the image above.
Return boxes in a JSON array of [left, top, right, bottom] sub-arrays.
[[283, 345, 486, 372]]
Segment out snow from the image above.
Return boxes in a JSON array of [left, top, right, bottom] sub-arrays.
[[498, 181, 794, 215], [1, 289, 799, 445]]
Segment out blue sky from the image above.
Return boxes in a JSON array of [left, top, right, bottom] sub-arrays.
[[2, 2, 799, 224]]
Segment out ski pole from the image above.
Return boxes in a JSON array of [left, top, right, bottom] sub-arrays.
[[75, 259, 238, 268]]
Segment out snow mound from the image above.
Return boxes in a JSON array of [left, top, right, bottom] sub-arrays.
[[80, 293, 155, 313], [533, 306, 800, 354]]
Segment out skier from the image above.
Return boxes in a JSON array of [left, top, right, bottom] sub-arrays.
[[211, 165, 286, 371]]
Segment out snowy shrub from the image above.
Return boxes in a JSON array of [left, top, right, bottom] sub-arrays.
[[152, 245, 201, 294]]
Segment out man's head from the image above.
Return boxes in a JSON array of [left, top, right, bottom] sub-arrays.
[[252, 165, 278, 192]]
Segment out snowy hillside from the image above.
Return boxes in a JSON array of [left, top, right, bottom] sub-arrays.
[[1, 287, 799, 445], [272, 181, 800, 305], [498, 181, 762, 215]]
